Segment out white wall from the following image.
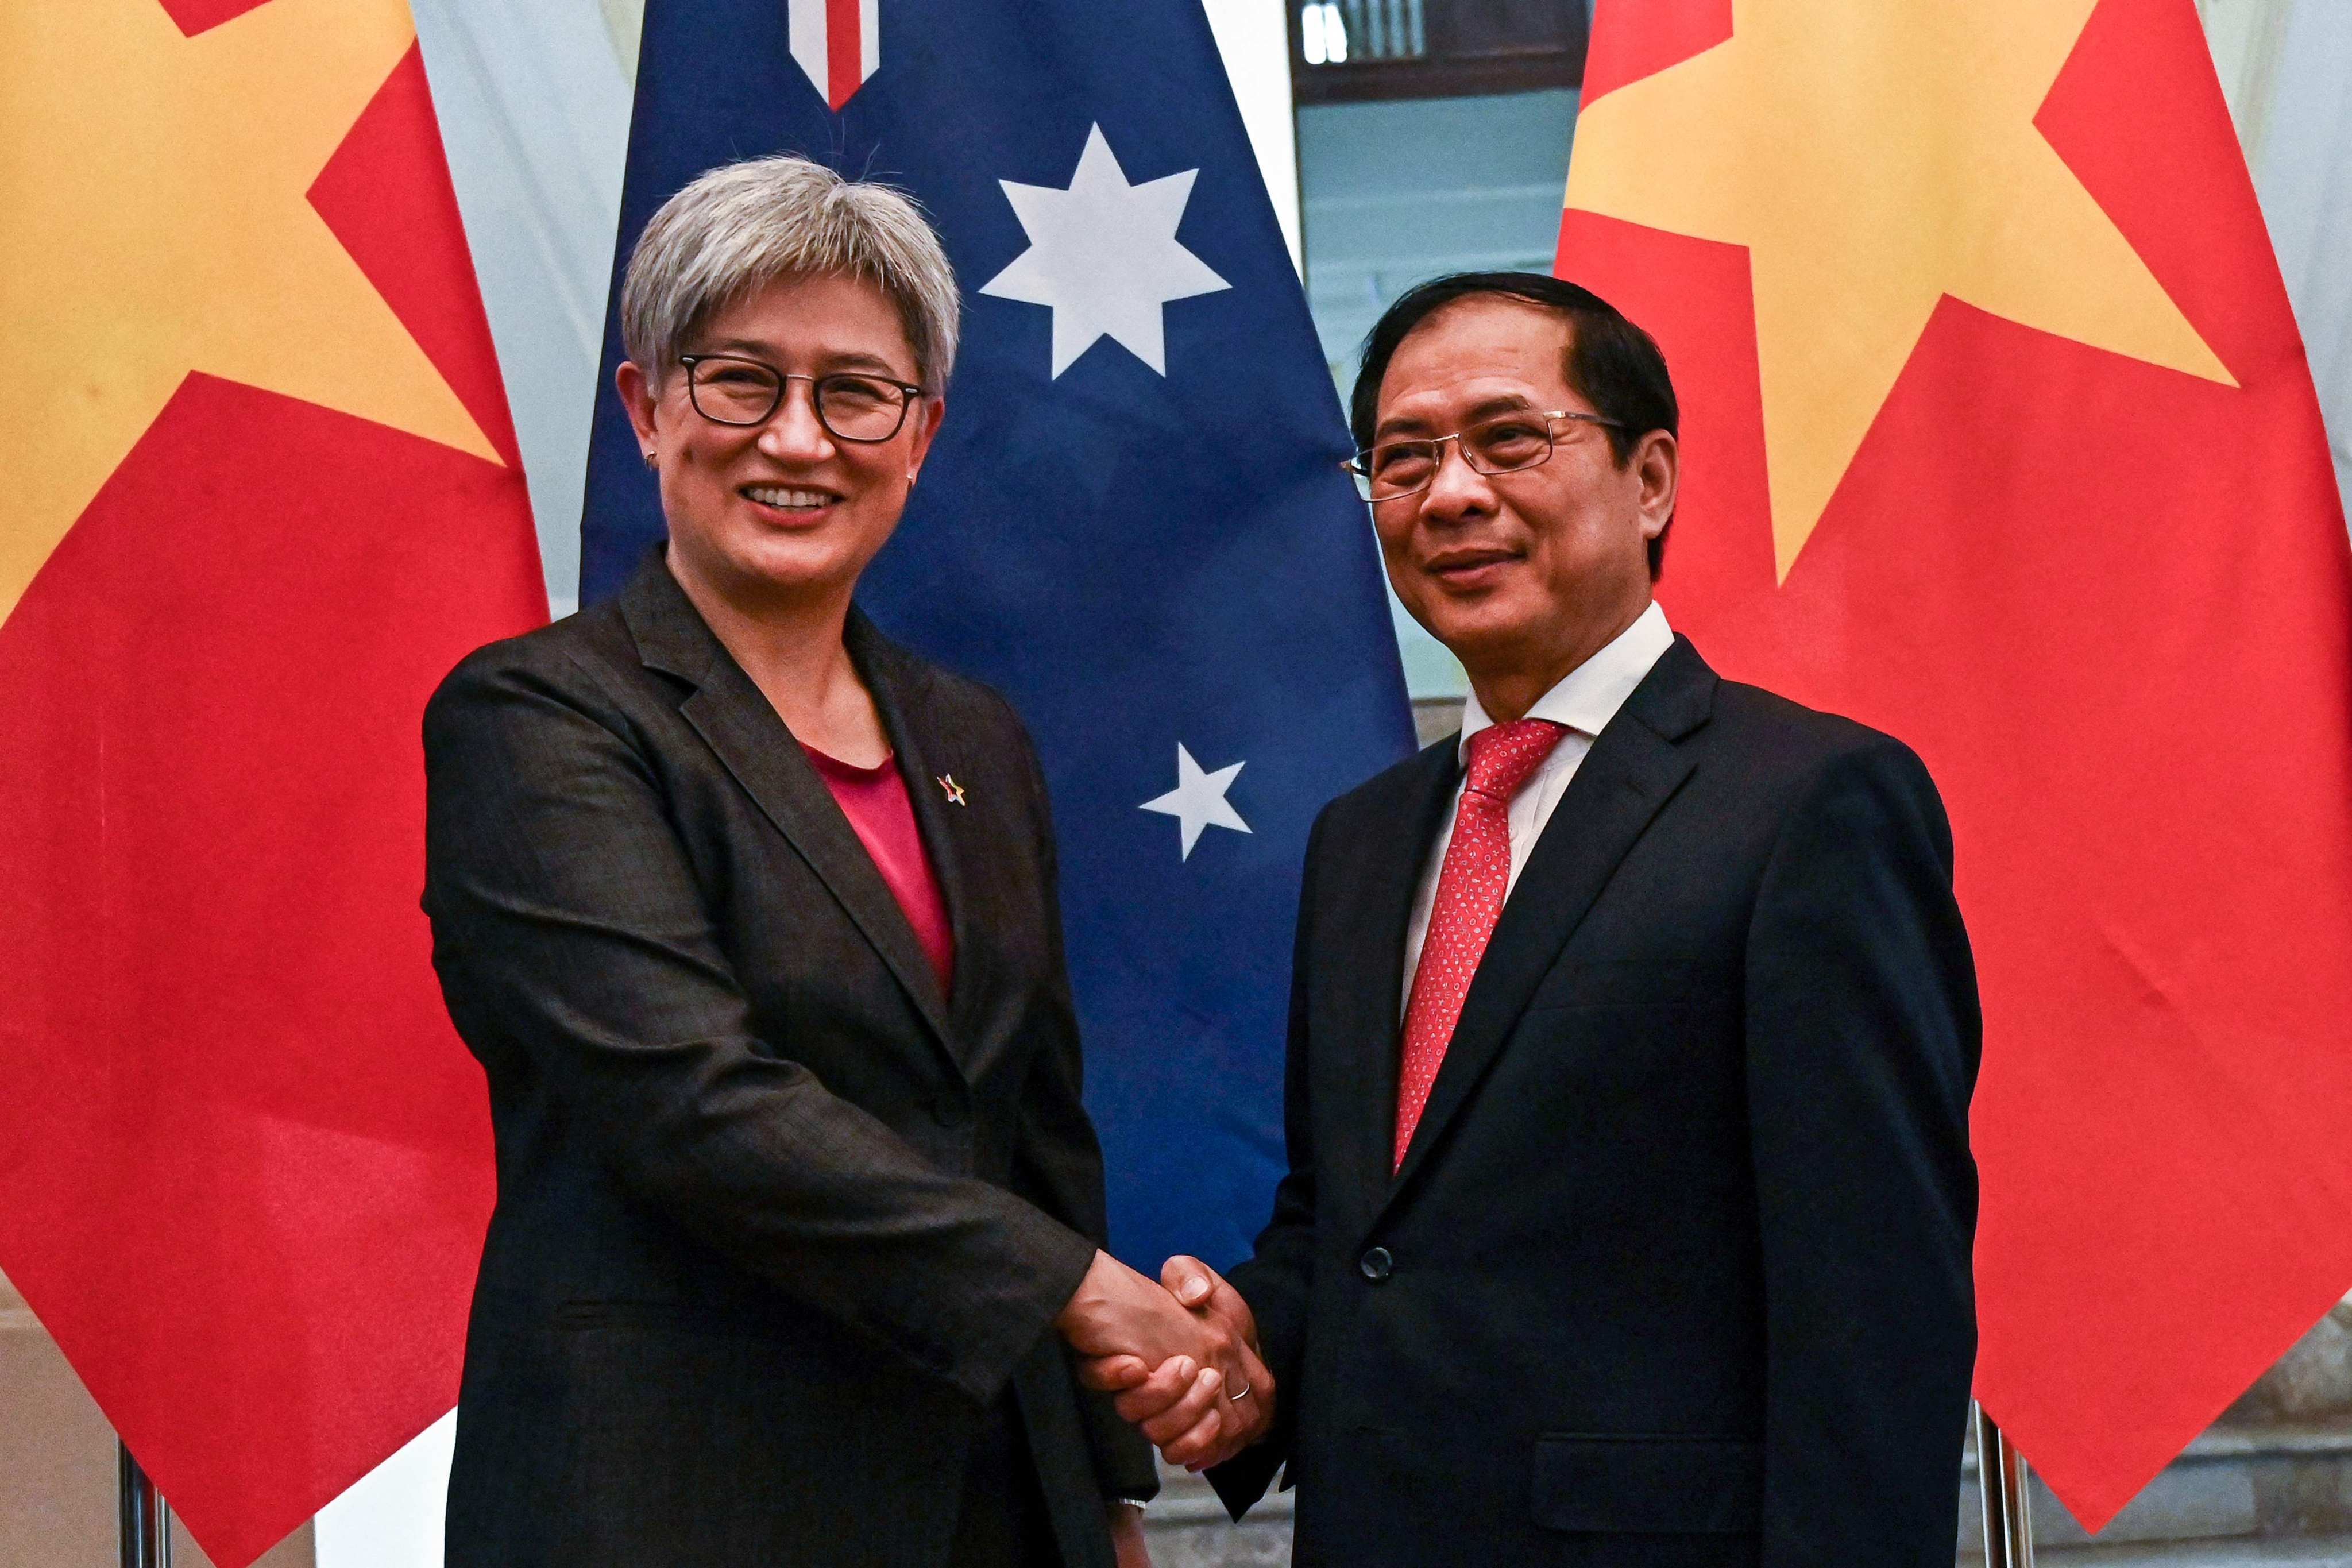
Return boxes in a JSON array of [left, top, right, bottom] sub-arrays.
[[311, 1414, 455, 1568], [1204, 0, 1304, 274]]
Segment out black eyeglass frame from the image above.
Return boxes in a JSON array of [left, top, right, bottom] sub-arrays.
[[675, 353, 926, 442], [1342, 408, 1629, 501]]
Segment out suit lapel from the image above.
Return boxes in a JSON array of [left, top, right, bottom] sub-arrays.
[[1383, 638, 1716, 1206], [620, 557, 962, 1071], [848, 611, 988, 1056], [1330, 740, 1463, 1233]]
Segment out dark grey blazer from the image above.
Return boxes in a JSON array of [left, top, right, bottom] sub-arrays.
[[422, 552, 1152, 1567], [1211, 636, 1980, 1567]]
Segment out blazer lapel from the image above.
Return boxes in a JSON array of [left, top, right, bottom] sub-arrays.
[[1330, 740, 1464, 1234], [846, 611, 988, 1056], [1384, 638, 1717, 1204], [619, 557, 961, 1069]]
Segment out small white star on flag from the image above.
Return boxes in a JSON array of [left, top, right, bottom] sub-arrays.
[[980, 123, 1230, 377], [1141, 743, 1251, 860]]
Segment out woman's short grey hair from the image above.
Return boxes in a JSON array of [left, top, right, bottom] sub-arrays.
[[620, 155, 960, 394]]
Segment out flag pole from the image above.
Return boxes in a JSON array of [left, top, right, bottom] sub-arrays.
[[1973, 1402, 2035, 1567], [118, 1441, 172, 1568]]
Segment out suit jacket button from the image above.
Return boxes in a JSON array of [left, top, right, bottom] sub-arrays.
[[1358, 1246, 1393, 1282]]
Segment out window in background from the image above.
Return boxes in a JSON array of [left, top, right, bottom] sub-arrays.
[[1289, 2, 1588, 697], [1291, 0, 1585, 103], [1296, 85, 1578, 696]]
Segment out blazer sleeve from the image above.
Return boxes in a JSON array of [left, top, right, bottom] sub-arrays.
[[420, 647, 1097, 1408], [1744, 736, 1981, 1567], [1207, 805, 1329, 1519], [999, 716, 1158, 1501]]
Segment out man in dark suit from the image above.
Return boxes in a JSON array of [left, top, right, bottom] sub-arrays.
[[1095, 273, 1980, 1566]]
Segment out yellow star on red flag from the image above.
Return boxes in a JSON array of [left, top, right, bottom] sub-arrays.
[[1565, 0, 2235, 580], [0, 0, 499, 628]]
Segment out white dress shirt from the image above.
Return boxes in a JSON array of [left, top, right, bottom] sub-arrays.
[[1401, 601, 1676, 1013]]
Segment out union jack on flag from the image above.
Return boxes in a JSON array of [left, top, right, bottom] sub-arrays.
[[789, 0, 880, 110]]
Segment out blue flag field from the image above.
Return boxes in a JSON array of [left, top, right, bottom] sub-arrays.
[[582, 0, 1415, 1270]]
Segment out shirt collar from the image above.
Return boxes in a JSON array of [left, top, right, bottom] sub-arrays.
[[1457, 600, 1675, 764]]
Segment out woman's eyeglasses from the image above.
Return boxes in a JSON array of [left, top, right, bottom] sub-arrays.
[[677, 354, 924, 443]]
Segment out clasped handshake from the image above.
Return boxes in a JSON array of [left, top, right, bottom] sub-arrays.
[[1055, 1249, 1276, 1470]]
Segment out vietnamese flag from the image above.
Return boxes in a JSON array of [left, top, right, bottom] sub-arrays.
[[1559, 0, 2352, 1532], [0, 1, 542, 1562]]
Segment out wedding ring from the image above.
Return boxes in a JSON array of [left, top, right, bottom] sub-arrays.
[[1226, 1380, 1252, 1403]]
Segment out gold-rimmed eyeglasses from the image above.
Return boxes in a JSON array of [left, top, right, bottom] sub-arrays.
[[677, 353, 924, 442], [1342, 410, 1627, 502]]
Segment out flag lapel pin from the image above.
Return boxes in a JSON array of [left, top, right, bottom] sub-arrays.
[[937, 774, 966, 806]]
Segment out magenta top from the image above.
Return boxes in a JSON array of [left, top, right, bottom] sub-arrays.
[[800, 744, 955, 995]]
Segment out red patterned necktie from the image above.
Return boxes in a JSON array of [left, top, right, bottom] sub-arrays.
[[1394, 717, 1569, 1169]]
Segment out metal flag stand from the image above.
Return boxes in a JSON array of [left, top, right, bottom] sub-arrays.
[[118, 1442, 172, 1568], [1974, 1401, 2036, 1567]]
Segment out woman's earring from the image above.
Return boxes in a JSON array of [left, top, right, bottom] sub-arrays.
[[643, 450, 659, 469]]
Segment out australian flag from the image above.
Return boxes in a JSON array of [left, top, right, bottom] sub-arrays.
[[581, 0, 1414, 1270]]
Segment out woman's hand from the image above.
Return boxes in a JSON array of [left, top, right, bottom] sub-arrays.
[[1107, 1501, 1152, 1568], [1055, 1249, 1215, 1368]]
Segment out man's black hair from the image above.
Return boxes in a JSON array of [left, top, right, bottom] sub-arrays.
[[1349, 271, 1681, 578]]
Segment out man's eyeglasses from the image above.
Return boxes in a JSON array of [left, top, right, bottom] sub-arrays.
[[677, 354, 924, 443], [1343, 410, 1627, 502]]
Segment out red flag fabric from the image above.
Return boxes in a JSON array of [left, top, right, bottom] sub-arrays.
[[1558, 0, 2352, 1531], [0, 2, 542, 1562]]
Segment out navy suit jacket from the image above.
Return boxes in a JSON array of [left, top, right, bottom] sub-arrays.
[[1211, 635, 1980, 1567]]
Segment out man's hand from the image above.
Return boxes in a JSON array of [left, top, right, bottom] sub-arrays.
[[1079, 1256, 1275, 1470], [1055, 1249, 1216, 1369]]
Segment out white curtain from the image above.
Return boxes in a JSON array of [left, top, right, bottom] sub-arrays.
[[409, 0, 640, 619], [2247, 2, 2352, 529]]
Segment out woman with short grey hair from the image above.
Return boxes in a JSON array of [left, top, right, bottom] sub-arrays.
[[423, 155, 1257, 1568], [619, 153, 962, 396]]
